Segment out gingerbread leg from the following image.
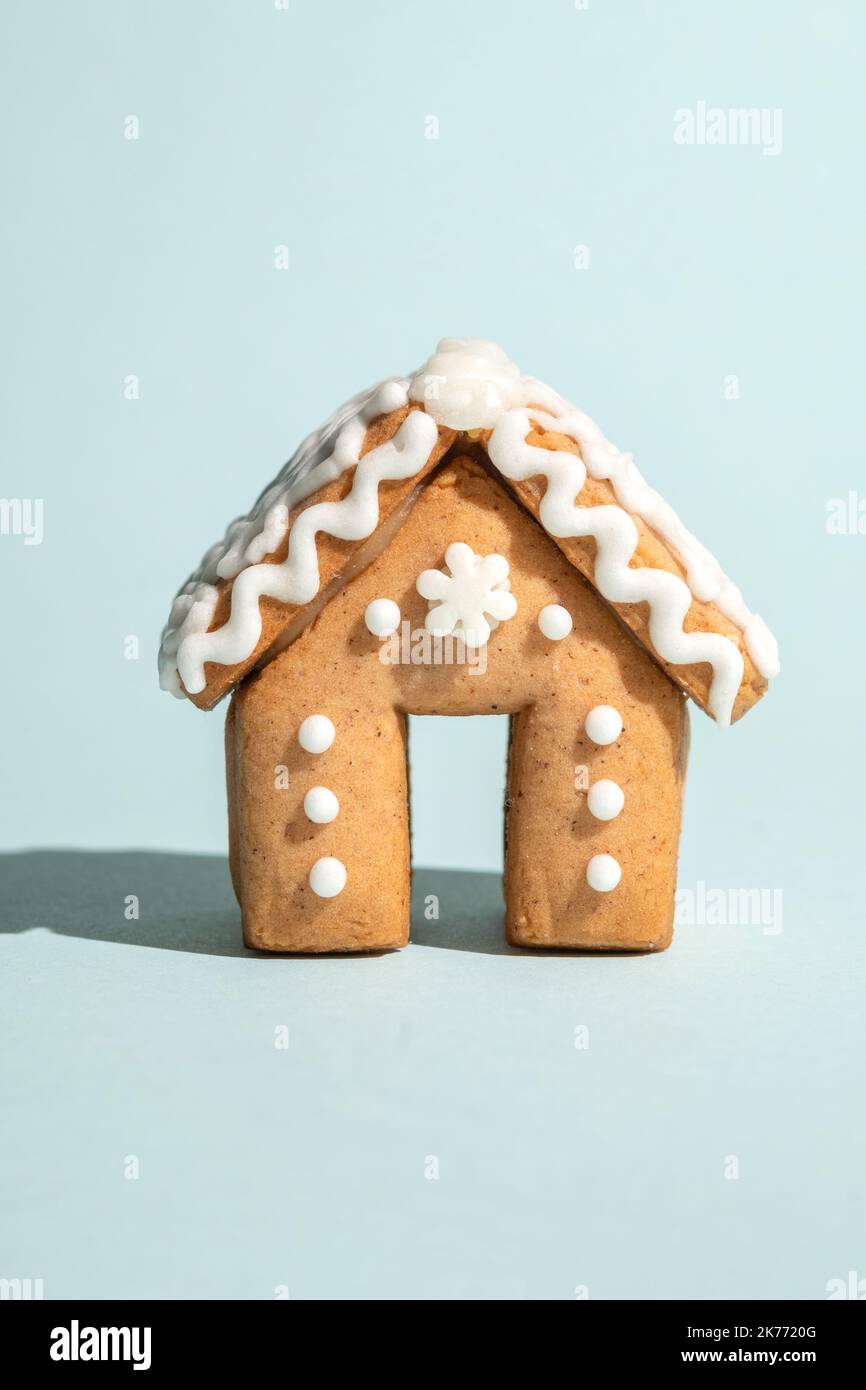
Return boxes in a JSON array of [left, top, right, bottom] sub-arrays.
[[228, 678, 410, 953], [504, 695, 687, 951]]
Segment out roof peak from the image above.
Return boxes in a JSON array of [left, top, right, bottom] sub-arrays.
[[408, 338, 527, 430]]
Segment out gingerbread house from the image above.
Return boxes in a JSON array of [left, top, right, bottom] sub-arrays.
[[160, 339, 779, 953]]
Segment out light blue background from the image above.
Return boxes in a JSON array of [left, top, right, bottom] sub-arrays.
[[2, 0, 863, 878], [2, 0, 865, 1301]]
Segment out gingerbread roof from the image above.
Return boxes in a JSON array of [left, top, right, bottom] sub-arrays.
[[159, 338, 779, 725]]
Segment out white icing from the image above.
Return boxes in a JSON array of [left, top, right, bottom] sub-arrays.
[[488, 411, 750, 725], [218, 378, 408, 584], [158, 377, 426, 696], [587, 779, 625, 821], [364, 598, 401, 638], [538, 604, 573, 641], [409, 338, 523, 429], [417, 542, 517, 650], [303, 786, 339, 824], [309, 856, 347, 898], [585, 705, 623, 746], [298, 714, 335, 754], [174, 409, 438, 695], [161, 337, 778, 722], [586, 853, 621, 892], [158, 583, 220, 696], [558, 408, 779, 684]]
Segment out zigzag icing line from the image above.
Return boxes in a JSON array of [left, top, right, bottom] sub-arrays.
[[520, 389, 778, 682], [487, 408, 745, 725], [158, 380, 412, 696], [175, 409, 438, 696]]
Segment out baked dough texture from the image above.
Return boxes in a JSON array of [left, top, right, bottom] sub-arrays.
[[192, 407, 454, 710], [182, 407, 767, 723], [162, 341, 777, 953], [227, 458, 688, 953]]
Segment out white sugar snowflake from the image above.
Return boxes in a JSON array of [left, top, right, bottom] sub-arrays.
[[416, 542, 518, 649]]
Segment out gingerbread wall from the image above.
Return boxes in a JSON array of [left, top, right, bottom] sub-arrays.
[[226, 458, 689, 953]]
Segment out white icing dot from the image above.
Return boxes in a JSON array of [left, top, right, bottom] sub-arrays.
[[309, 856, 347, 898], [538, 604, 573, 640], [364, 598, 401, 638], [585, 704, 623, 746], [303, 786, 340, 824], [586, 854, 621, 892], [298, 714, 335, 754], [587, 779, 625, 821]]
